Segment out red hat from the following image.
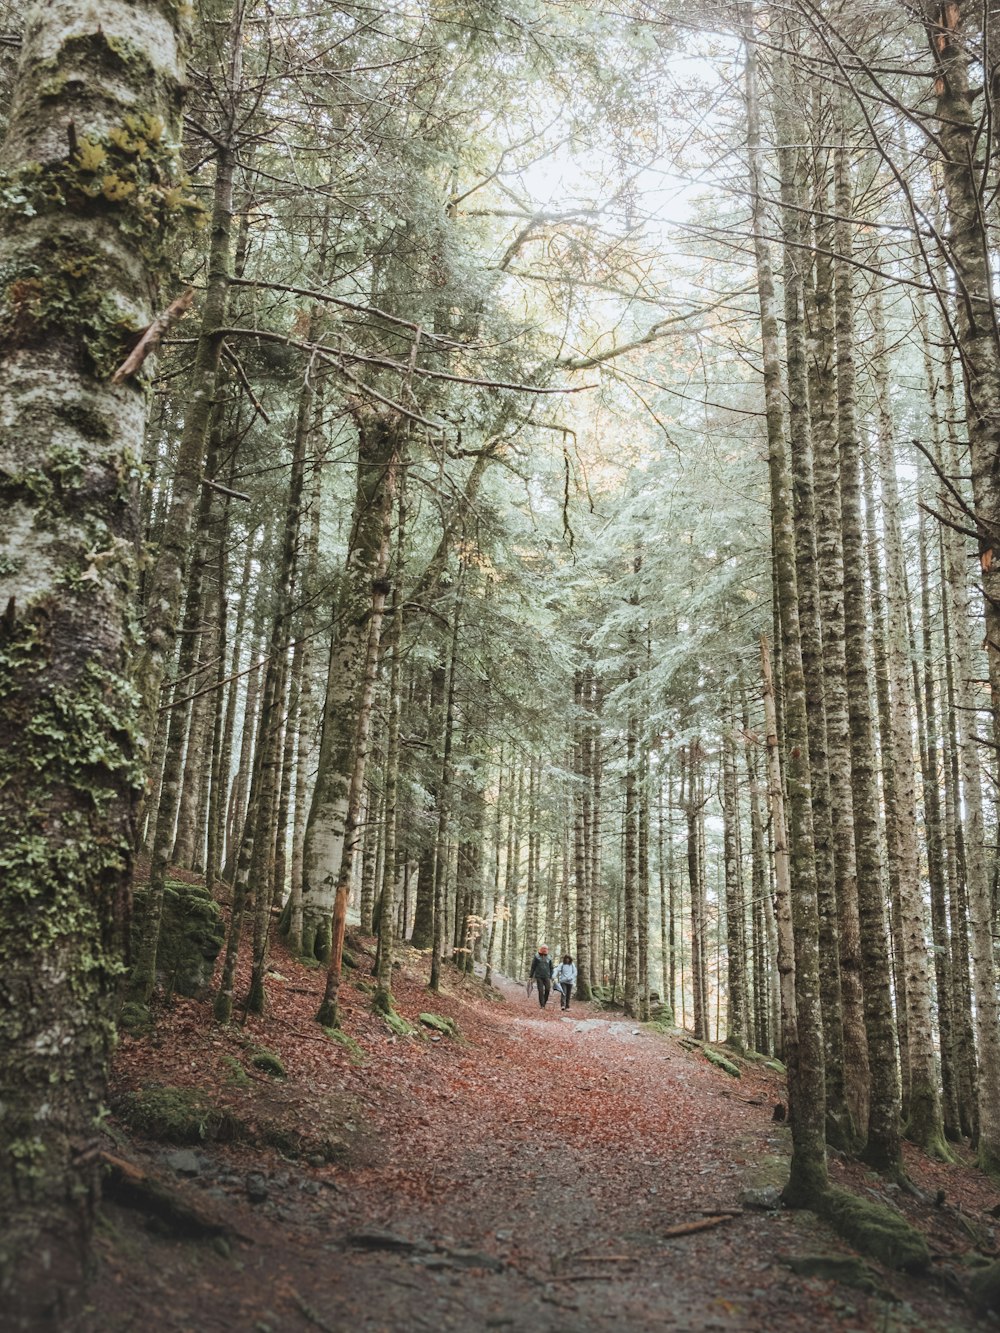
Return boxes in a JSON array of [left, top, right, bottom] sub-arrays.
[[539, 945, 548, 953]]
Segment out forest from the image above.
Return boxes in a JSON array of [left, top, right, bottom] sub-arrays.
[[5, 0, 1000, 1327]]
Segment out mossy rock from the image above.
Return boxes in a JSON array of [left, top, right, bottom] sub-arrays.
[[250, 1048, 286, 1079], [132, 879, 224, 999], [383, 1011, 416, 1037], [116, 1085, 223, 1143], [118, 999, 153, 1036], [419, 1012, 457, 1037], [703, 1046, 741, 1078], [221, 1054, 249, 1087], [324, 1027, 365, 1064], [764, 1057, 786, 1074], [649, 1003, 674, 1025], [819, 1186, 929, 1273]]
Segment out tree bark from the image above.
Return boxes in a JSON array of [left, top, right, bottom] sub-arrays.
[[0, 0, 188, 1318]]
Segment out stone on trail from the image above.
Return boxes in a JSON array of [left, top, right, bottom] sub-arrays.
[[165, 1149, 201, 1177]]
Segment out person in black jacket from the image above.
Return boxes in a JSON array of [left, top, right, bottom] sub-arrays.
[[529, 945, 553, 1008]]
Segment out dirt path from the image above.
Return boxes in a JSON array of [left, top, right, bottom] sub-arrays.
[[89, 955, 983, 1332]]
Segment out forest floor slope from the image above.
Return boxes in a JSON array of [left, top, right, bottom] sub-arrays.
[[83, 937, 998, 1332]]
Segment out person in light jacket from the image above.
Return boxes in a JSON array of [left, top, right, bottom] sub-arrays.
[[554, 954, 577, 1010]]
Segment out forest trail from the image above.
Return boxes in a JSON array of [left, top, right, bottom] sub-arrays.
[[89, 945, 985, 1333]]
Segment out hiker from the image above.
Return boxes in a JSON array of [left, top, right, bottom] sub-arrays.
[[554, 954, 577, 1010], [528, 945, 553, 1008]]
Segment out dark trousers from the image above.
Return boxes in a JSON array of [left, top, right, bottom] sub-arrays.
[[557, 982, 573, 1009], [535, 977, 551, 1007]]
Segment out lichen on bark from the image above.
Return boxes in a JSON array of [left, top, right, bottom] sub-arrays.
[[0, 1, 189, 1323]]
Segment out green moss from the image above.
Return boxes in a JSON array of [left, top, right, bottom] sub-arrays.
[[220, 1054, 249, 1087], [0, 111, 199, 255], [323, 1028, 365, 1065], [117, 1085, 220, 1143], [118, 1000, 152, 1036], [130, 880, 223, 999], [0, 640, 142, 1079], [250, 1049, 286, 1079], [418, 1012, 457, 1036], [818, 1186, 930, 1273], [0, 95, 202, 375], [703, 1046, 741, 1078], [383, 1011, 416, 1038]]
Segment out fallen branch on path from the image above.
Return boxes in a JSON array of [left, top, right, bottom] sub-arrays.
[[572, 1255, 637, 1263], [547, 1273, 620, 1283], [661, 1214, 733, 1238]]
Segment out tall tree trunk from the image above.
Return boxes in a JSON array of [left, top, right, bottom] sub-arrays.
[[780, 120, 848, 1146], [862, 443, 910, 1111], [723, 726, 746, 1052], [374, 487, 406, 1010], [871, 283, 947, 1155], [0, 1, 187, 1316], [428, 579, 462, 996], [623, 690, 640, 1018], [746, 25, 828, 1202], [130, 0, 245, 991], [300, 408, 399, 963], [316, 434, 398, 1027], [808, 167, 870, 1146], [921, 0, 1000, 1172], [573, 671, 593, 999], [833, 119, 901, 1175]]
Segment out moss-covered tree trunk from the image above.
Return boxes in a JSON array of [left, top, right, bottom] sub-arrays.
[[0, 0, 188, 1320]]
